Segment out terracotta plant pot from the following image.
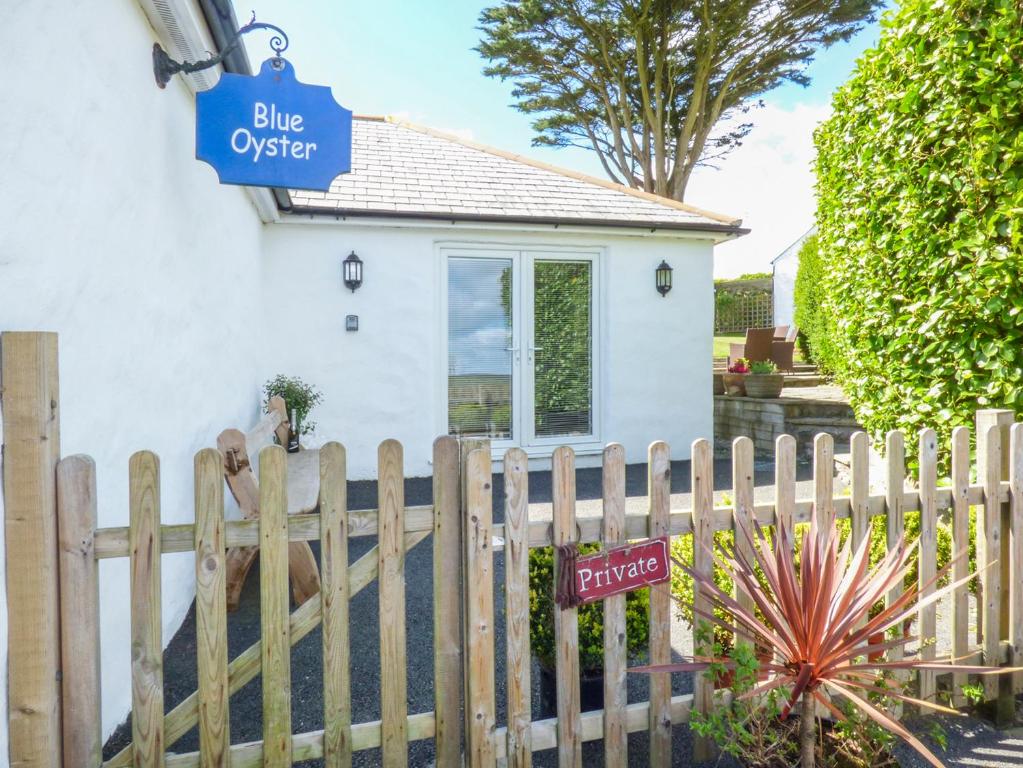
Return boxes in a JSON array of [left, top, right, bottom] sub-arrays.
[[722, 372, 747, 396], [744, 373, 784, 398]]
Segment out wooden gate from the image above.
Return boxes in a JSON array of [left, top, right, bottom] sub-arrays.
[[3, 330, 1023, 768]]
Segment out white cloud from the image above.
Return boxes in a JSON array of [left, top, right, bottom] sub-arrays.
[[686, 101, 831, 278]]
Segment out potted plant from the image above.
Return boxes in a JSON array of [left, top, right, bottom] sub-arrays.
[[722, 358, 750, 396], [263, 374, 323, 451], [743, 360, 784, 398], [529, 545, 649, 715]]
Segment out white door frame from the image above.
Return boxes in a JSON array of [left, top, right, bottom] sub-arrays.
[[438, 243, 603, 457]]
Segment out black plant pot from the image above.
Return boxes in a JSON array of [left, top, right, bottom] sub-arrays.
[[538, 664, 605, 718]]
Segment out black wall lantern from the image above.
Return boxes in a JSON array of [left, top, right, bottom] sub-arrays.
[[343, 251, 363, 292], [655, 260, 673, 296]]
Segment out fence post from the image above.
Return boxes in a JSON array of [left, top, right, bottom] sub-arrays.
[[1, 331, 63, 767], [464, 446, 496, 767], [56, 455, 100, 767], [976, 409, 1013, 724]]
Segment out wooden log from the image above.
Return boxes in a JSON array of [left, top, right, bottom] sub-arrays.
[[601, 444, 627, 768], [194, 448, 230, 767], [504, 448, 532, 768], [691, 438, 715, 763], [218, 428, 320, 611], [1, 331, 63, 766], [464, 447, 497, 768], [57, 455, 101, 768], [647, 441, 672, 765], [378, 440, 409, 767], [814, 434, 835, 534], [259, 446, 292, 767], [977, 421, 1002, 700], [917, 430, 938, 704], [552, 446, 581, 768], [950, 427, 971, 707], [129, 450, 165, 767], [732, 437, 755, 645], [320, 442, 352, 767], [107, 530, 432, 767], [432, 437, 462, 767], [1010, 423, 1023, 694]]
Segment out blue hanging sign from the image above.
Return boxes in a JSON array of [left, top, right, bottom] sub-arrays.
[[196, 57, 351, 191]]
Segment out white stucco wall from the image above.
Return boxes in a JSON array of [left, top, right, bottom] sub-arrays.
[[772, 228, 813, 329], [1, 0, 264, 742], [261, 221, 715, 478]]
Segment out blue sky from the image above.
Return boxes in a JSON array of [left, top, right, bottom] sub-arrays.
[[232, 1, 886, 275]]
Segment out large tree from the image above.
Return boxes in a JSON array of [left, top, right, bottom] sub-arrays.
[[478, 0, 880, 201]]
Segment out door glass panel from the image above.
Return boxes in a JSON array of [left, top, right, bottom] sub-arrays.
[[533, 260, 592, 437], [447, 258, 513, 438]]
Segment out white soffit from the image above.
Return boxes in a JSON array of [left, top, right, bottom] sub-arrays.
[[137, 0, 280, 222]]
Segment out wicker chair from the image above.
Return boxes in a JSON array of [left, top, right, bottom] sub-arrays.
[[728, 328, 776, 365]]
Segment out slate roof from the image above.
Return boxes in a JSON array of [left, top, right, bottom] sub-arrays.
[[287, 116, 744, 234]]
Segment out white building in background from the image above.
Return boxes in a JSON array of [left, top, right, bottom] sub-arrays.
[[1, 0, 746, 754], [771, 227, 816, 328]]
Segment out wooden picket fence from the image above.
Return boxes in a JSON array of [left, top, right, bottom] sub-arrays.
[[2, 332, 1022, 768]]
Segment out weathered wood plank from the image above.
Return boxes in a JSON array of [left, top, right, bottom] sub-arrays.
[[432, 437, 462, 767], [774, 435, 796, 539], [320, 442, 352, 767], [130, 450, 165, 767], [1, 331, 63, 767], [849, 432, 870, 561], [504, 447, 532, 768], [884, 431, 906, 638], [194, 448, 230, 767], [648, 441, 673, 765], [259, 446, 292, 766], [1010, 423, 1023, 694], [814, 434, 835, 534], [950, 426, 971, 707], [57, 455, 101, 768], [977, 422, 1002, 699], [379, 439, 409, 767], [691, 439, 715, 763], [465, 447, 497, 768], [552, 446, 582, 768], [601, 444, 627, 768], [732, 437, 755, 645], [917, 430, 938, 704]]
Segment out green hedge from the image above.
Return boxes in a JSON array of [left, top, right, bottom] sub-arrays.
[[792, 234, 838, 373], [813, 0, 1023, 458]]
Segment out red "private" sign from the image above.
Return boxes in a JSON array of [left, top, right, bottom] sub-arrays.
[[574, 537, 671, 604]]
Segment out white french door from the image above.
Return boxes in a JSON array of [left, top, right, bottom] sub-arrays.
[[444, 247, 599, 450]]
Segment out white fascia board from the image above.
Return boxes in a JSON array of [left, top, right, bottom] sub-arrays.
[[273, 212, 736, 244], [137, 0, 279, 223]]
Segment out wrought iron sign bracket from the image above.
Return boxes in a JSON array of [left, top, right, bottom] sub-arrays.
[[153, 14, 289, 89]]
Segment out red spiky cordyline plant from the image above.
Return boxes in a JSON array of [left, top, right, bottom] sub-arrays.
[[635, 515, 1019, 768]]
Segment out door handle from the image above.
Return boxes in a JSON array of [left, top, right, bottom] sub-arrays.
[[505, 346, 521, 362], [527, 345, 543, 362]]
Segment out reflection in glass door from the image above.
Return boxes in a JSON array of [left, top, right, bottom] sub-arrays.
[[447, 257, 514, 439], [531, 259, 593, 438]]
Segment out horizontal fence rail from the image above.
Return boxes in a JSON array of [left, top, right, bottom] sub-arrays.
[[43, 415, 1022, 768]]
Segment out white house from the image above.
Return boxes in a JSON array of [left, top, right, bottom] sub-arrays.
[[0, 0, 744, 753], [771, 226, 815, 328]]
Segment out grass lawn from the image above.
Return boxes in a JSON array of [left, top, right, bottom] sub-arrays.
[[713, 334, 745, 358]]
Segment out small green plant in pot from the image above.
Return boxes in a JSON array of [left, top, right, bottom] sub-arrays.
[[263, 375, 323, 438], [529, 544, 649, 714], [744, 360, 783, 398]]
